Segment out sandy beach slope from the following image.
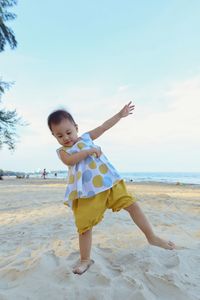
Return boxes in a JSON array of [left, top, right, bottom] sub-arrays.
[[0, 178, 200, 300]]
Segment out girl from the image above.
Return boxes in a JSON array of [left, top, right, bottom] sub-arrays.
[[47, 101, 175, 275]]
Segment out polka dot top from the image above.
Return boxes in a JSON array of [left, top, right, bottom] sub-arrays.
[[57, 132, 122, 208]]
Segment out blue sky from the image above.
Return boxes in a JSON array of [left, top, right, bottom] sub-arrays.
[[1, 0, 200, 172]]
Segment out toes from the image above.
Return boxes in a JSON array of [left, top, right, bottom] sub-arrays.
[[73, 267, 83, 275], [167, 241, 175, 249], [73, 265, 85, 274], [169, 241, 175, 246], [72, 259, 94, 275]]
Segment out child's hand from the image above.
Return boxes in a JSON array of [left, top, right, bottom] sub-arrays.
[[88, 147, 102, 158], [119, 101, 135, 118]]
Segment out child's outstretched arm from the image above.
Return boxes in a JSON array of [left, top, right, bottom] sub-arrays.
[[89, 101, 135, 140]]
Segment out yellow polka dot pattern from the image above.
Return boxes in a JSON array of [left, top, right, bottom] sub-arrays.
[[93, 175, 103, 187], [69, 175, 75, 184], [77, 171, 82, 180], [77, 142, 86, 149], [69, 190, 78, 200], [59, 132, 123, 206], [89, 161, 97, 169], [99, 164, 108, 174]]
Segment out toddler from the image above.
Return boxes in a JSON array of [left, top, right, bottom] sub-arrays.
[[47, 101, 175, 275]]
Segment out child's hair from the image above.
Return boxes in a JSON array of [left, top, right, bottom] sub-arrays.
[[47, 109, 76, 131]]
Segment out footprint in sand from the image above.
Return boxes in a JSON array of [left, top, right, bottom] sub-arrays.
[[109, 263, 124, 274], [144, 271, 190, 300], [163, 253, 180, 268], [122, 275, 143, 289]]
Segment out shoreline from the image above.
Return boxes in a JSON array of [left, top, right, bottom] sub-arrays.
[[1, 176, 200, 188]]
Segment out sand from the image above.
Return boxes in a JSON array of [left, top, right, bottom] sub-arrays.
[[0, 177, 200, 300]]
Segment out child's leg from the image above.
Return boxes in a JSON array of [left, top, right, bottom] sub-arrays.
[[124, 202, 175, 250], [79, 228, 92, 261], [72, 191, 109, 274], [73, 228, 94, 275]]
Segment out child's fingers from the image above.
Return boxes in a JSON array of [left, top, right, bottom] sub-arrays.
[[94, 147, 101, 158], [127, 100, 135, 107]]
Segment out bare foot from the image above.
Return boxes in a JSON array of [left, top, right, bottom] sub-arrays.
[[147, 235, 175, 250], [72, 259, 95, 275]]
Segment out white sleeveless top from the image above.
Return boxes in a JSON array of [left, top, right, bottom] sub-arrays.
[[57, 132, 122, 208]]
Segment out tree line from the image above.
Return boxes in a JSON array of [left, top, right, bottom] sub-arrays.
[[0, 0, 25, 179]]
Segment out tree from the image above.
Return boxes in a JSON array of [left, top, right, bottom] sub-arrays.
[[0, 168, 3, 179], [0, 0, 17, 51], [0, 79, 23, 150], [0, 0, 24, 151]]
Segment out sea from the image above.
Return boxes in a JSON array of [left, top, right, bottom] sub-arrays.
[[32, 171, 200, 185]]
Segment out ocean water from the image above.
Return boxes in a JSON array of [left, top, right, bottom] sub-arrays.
[[35, 171, 200, 185], [120, 172, 200, 185]]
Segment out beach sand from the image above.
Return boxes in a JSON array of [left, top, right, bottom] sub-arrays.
[[0, 178, 200, 300]]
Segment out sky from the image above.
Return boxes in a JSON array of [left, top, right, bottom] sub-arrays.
[[0, 0, 200, 173]]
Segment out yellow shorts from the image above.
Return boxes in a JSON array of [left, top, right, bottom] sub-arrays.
[[72, 180, 137, 234]]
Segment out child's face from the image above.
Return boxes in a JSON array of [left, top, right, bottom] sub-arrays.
[[51, 118, 78, 147]]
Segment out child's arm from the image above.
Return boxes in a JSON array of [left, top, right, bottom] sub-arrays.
[[88, 101, 135, 140], [59, 147, 101, 166]]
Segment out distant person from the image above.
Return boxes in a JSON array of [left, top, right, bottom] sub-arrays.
[[47, 101, 175, 275], [42, 168, 47, 179], [54, 172, 57, 177]]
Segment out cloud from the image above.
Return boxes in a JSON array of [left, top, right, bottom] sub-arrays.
[[118, 85, 131, 92], [1, 76, 200, 172], [115, 76, 200, 144], [6, 76, 200, 148], [144, 76, 200, 142]]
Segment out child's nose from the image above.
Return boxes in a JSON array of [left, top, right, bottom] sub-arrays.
[[64, 135, 70, 141]]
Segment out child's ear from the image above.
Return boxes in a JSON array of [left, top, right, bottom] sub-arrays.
[[75, 124, 78, 131]]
